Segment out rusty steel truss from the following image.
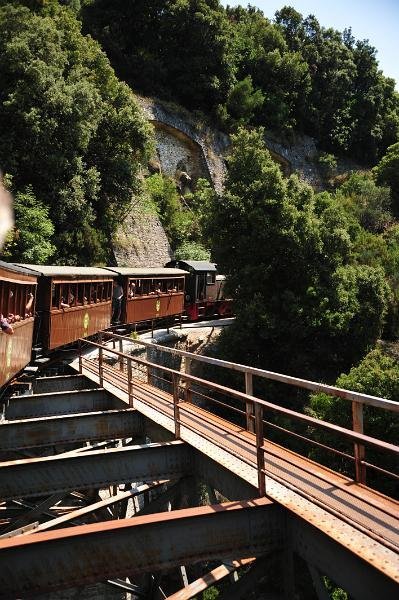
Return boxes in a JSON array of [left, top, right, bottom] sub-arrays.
[[0, 334, 397, 599]]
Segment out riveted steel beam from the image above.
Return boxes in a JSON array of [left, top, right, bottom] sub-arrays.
[[0, 409, 144, 451], [0, 441, 192, 501], [290, 516, 399, 600], [32, 375, 97, 394], [6, 389, 121, 420], [0, 499, 282, 598]]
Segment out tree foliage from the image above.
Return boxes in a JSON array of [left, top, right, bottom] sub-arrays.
[[373, 142, 399, 215], [309, 348, 399, 495], [145, 174, 212, 259], [206, 129, 389, 380], [2, 185, 55, 263], [82, 1, 399, 162], [0, 1, 153, 264], [82, 0, 234, 112]]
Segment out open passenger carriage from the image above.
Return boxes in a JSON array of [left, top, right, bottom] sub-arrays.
[[105, 267, 188, 325], [17, 265, 115, 350], [0, 261, 37, 387]]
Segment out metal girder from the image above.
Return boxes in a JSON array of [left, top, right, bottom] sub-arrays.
[[0, 409, 144, 451], [32, 375, 96, 394], [0, 441, 192, 501], [6, 389, 120, 420], [194, 453, 257, 501], [290, 515, 399, 600], [0, 499, 282, 598]]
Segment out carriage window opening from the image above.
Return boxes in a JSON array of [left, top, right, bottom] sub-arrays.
[[90, 283, 97, 304], [0, 283, 4, 317], [69, 284, 76, 307], [206, 272, 216, 285], [98, 283, 104, 302], [8, 285, 16, 315], [60, 284, 70, 308], [127, 279, 136, 298], [140, 279, 149, 295], [52, 284, 60, 309], [77, 283, 84, 306]]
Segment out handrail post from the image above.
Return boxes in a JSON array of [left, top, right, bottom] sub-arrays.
[[352, 401, 366, 484], [173, 373, 181, 439], [185, 357, 192, 403], [98, 345, 104, 387], [78, 339, 82, 374], [127, 359, 133, 407], [254, 402, 266, 496], [245, 372, 255, 433], [119, 338, 124, 372]]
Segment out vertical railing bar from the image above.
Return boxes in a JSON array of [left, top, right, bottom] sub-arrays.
[[119, 338, 124, 372], [173, 372, 181, 439], [245, 371, 255, 433], [127, 358, 133, 407], [255, 402, 266, 496], [78, 339, 82, 374], [185, 357, 192, 403], [98, 345, 104, 387], [352, 401, 366, 484]]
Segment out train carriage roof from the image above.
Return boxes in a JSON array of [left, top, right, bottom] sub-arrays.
[[0, 260, 39, 276], [105, 267, 188, 277], [166, 260, 217, 272], [15, 264, 114, 277]]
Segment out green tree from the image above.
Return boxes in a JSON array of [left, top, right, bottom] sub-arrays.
[[207, 129, 389, 380], [174, 241, 210, 261], [228, 5, 310, 131], [309, 348, 399, 495], [373, 142, 399, 215], [275, 7, 399, 160], [225, 76, 264, 126], [2, 186, 55, 263], [336, 172, 392, 233], [82, 0, 235, 113], [0, 2, 153, 264]]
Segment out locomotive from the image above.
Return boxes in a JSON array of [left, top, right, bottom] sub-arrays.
[[0, 260, 232, 389], [165, 260, 232, 321]]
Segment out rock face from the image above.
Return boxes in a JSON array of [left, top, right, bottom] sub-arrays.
[[137, 96, 229, 193], [112, 198, 173, 267]]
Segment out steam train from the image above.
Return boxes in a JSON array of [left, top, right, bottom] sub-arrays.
[[0, 259, 232, 389]]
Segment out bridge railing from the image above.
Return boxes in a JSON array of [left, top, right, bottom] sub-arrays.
[[78, 336, 399, 496]]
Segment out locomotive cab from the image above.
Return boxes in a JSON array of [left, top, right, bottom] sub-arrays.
[[166, 260, 231, 320]]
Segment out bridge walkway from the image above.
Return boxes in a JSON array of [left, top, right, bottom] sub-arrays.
[[72, 337, 399, 587]]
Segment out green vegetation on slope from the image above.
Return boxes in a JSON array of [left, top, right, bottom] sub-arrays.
[[205, 128, 390, 381], [82, 0, 399, 163], [0, 1, 153, 265]]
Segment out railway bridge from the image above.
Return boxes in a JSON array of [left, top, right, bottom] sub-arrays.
[[0, 332, 398, 599]]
